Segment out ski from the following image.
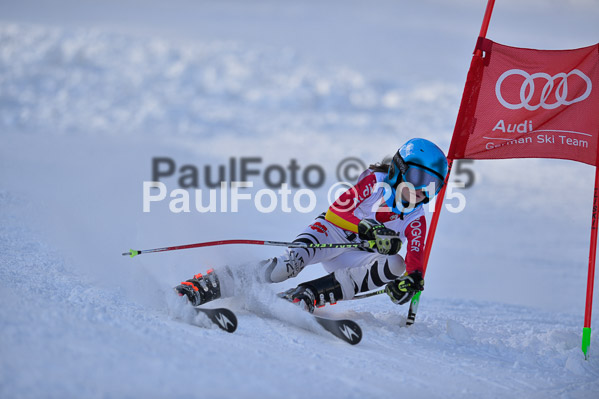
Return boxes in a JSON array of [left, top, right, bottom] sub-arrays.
[[192, 304, 361, 342], [195, 307, 238, 333], [276, 291, 362, 344], [313, 315, 362, 345]]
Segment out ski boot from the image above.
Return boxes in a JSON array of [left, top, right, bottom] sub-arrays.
[[175, 268, 221, 306], [279, 273, 343, 313]]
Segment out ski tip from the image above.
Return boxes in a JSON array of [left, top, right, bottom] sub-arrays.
[[314, 316, 362, 345], [196, 307, 238, 333], [338, 321, 362, 345]]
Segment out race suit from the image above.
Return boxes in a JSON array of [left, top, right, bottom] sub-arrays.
[[263, 170, 426, 299]]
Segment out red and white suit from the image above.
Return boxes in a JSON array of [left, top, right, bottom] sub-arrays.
[[264, 170, 427, 299]]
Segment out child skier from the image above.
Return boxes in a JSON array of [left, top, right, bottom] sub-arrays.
[[176, 138, 448, 312]]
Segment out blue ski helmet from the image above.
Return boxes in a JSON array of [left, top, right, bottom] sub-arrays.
[[384, 138, 448, 215]]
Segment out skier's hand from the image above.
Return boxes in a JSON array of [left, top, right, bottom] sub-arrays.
[[385, 271, 424, 305], [358, 219, 402, 255]]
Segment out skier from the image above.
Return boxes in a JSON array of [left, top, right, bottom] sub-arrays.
[[176, 138, 448, 312]]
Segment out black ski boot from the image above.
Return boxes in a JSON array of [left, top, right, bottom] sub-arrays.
[[279, 273, 343, 313], [175, 269, 221, 306]]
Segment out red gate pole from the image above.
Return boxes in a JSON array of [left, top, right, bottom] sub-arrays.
[[583, 166, 599, 359], [422, 161, 453, 276], [406, 0, 496, 325], [478, 0, 496, 43]]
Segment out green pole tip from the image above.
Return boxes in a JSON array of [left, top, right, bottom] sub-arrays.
[[582, 327, 591, 360], [368, 240, 376, 249], [129, 249, 139, 258], [412, 291, 422, 307]]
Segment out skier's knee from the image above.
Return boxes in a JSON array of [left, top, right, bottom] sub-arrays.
[[263, 251, 306, 283], [261, 257, 284, 283]]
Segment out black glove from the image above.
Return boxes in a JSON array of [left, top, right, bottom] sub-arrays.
[[385, 271, 424, 305], [358, 219, 401, 255]]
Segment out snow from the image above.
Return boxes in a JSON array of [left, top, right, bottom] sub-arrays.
[[1, 1, 599, 398]]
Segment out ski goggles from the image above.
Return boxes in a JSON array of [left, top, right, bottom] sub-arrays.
[[389, 153, 445, 196]]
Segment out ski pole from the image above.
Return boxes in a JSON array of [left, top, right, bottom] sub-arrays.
[[122, 239, 375, 258], [351, 289, 386, 300]]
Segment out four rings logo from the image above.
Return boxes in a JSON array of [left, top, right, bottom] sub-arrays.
[[495, 69, 592, 110]]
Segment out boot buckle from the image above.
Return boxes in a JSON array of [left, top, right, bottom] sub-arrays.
[[316, 293, 326, 308], [328, 292, 337, 305]]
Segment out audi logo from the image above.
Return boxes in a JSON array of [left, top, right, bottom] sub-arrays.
[[495, 69, 592, 110]]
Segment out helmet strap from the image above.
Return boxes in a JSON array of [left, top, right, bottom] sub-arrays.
[[394, 153, 409, 176]]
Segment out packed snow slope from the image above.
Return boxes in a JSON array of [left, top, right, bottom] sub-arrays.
[[1, 1, 599, 398]]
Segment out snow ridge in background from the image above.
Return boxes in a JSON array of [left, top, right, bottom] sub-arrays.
[[0, 23, 460, 144]]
